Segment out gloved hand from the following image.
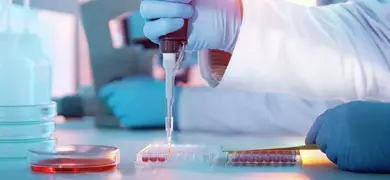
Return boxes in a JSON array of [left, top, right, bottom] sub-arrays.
[[140, 0, 242, 53], [306, 101, 390, 173], [99, 76, 182, 128]]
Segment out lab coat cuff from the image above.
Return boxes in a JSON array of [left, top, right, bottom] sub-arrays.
[[215, 0, 265, 90], [198, 0, 256, 89], [198, 51, 225, 88]]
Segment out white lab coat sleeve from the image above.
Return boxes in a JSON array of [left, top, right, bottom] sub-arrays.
[[198, 0, 390, 101], [177, 86, 341, 136]]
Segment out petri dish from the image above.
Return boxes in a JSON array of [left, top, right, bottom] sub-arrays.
[[0, 121, 55, 140], [0, 102, 56, 123], [28, 145, 120, 173], [0, 138, 56, 158], [135, 144, 219, 168]]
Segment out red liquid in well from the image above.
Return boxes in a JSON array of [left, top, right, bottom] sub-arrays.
[[248, 154, 255, 163], [239, 154, 247, 162], [254, 154, 262, 162], [30, 158, 117, 173], [149, 157, 157, 162], [281, 154, 289, 162], [280, 151, 291, 162], [231, 154, 239, 163], [142, 156, 166, 163], [264, 155, 271, 162], [157, 157, 166, 162], [272, 154, 280, 162]]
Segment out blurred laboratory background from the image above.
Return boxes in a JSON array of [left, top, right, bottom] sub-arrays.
[[2, 1, 388, 179], [13, 0, 330, 126]]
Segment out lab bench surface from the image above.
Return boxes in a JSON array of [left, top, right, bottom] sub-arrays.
[[0, 118, 389, 180]]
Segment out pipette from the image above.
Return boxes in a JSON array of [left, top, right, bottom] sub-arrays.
[[159, 20, 188, 150]]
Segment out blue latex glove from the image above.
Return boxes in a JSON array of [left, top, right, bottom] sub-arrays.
[[99, 76, 182, 128], [305, 101, 390, 173], [140, 0, 242, 52]]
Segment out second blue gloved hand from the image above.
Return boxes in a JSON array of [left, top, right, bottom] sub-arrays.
[[306, 101, 390, 173], [140, 0, 242, 52], [99, 76, 181, 128]]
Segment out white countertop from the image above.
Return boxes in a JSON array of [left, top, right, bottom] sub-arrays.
[[0, 118, 389, 180]]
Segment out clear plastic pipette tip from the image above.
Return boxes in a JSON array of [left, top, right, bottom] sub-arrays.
[[166, 116, 173, 154], [163, 53, 176, 154], [167, 127, 172, 144], [167, 131, 172, 154]]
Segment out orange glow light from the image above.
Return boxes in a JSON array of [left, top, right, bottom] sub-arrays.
[[300, 150, 336, 167]]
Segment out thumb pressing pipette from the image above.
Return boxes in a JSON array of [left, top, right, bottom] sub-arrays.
[[159, 19, 188, 151]]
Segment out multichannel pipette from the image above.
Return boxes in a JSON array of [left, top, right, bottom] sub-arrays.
[[159, 20, 188, 149]]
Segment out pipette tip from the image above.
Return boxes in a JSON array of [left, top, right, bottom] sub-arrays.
[[166, 130, 172, 155], [167, 138, 172, 155]]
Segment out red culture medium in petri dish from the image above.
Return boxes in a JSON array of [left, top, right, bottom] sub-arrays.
[[28, 145, 120, 174], [31, 158, 117, 173]]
